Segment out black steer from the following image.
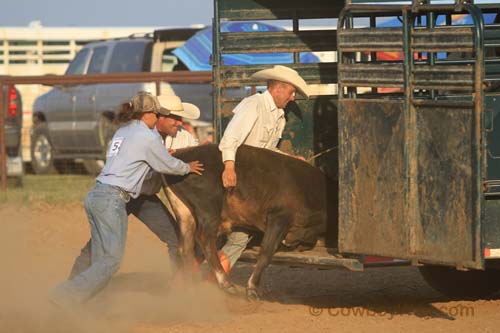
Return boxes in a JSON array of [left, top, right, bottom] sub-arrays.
[[165, 144, 337, 299]]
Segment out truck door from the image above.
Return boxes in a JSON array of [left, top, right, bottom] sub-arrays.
[[47, 48, 90, 151], [337, 3, 486, 269], [72, 46, 107, 152]]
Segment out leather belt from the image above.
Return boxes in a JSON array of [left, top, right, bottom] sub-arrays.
[[96, 181, 131, 203]]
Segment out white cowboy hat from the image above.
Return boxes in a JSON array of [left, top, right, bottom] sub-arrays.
[[156, 95, 200, 120], [251, 65, 309, 98]]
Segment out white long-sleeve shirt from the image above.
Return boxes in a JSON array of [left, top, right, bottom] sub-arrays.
[[164, 127, 199, 150], [140, 127, 199, 195], [218, 90, 285, 162]]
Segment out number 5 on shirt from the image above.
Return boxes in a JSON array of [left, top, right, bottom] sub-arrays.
[[108, 137, 124, 157]]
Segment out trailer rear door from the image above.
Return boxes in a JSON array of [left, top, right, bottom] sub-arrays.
[[337, 2, 486, 269]]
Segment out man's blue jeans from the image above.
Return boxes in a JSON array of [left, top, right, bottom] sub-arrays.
[[68, 193, 180, 279], [50, 183, 128, 304]]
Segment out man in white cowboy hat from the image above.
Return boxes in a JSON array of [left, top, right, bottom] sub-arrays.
[[217, 64, 309, 271], [154, 95, 201, 150], [67, 94, 202, 280], [139, 94, 201, 194]]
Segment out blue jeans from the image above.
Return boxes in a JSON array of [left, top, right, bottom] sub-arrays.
[[221, 231, 250, 269], [68, 194, 180, 279], [50, 183, 128, 305]]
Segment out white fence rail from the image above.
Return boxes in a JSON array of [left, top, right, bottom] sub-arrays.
[[0, 24, 156, 161]]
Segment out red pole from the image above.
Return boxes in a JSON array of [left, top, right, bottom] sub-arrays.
[[0, 82, 6, 191]]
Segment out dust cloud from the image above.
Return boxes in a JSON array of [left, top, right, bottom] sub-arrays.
[[0, 204, 231, 333], [3, 204, 500, 332]]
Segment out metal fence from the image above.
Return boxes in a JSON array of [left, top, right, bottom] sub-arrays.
[[0, 71, 212, 190]]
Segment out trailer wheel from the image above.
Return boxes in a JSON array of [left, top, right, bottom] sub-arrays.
[[419, 265, 500, 298]]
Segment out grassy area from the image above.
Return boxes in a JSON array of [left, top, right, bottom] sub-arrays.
[[0, 175, 95, 206]]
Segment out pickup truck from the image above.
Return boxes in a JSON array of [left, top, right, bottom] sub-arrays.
[[31, 27, 211, 175], [3, 85, 23, 185]]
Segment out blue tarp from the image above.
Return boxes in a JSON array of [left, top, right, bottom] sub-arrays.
[[378, 12, 497, 27], [173, 21, 319, 71]]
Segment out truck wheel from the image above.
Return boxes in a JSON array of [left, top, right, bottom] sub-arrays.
[[82, 159, 104, 176], [6, 176, 23, 188], [31, 124, 57, 174], [82, 116, 115, 176], [98, 115, 117, 154], [419, 265, 500, 298]]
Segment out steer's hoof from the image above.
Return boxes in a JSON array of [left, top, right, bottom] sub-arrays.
[[223, 284, 239, 296], [246, 288, 260, 301]]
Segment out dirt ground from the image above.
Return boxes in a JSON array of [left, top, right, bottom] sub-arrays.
[[1, 203, 500, 333]]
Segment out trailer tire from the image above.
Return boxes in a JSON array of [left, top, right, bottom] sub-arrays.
[[419, 265, 500, 298]]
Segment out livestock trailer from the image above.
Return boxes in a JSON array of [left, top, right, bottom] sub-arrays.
[[212, 0, 500, 297]]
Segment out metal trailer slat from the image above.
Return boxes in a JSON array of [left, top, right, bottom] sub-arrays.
[[220, 63, 338, 86], [338, 63, 404, 88], [218, 0, 342, 20], [338, 28, 403, 52], [220, 30, 337, 54], [412, 65, 474, 91], [412, 27, 474, 52]]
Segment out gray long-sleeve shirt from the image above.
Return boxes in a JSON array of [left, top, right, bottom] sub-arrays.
[[96, 120, 190, 198]]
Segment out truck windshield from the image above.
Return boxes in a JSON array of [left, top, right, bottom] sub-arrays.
[[65, 49, 90, 75], [107, 41, 148, 73]]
